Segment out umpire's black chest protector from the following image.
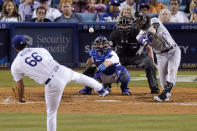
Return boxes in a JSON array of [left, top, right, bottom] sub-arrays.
[[110, 28, 140, 56]]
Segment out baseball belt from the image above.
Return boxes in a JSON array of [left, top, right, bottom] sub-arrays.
[[45, 65, 60, 85], [160, 45, 177, 54]]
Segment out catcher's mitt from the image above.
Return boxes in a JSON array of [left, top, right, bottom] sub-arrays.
[[83, 64, 98, 77]]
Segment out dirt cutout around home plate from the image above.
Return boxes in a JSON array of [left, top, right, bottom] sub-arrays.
[[0, 86, 197, 114]]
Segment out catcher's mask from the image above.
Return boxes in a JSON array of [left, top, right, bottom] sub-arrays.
[[116, 16, 133, 32], [92, 36, 110, 55], [133, 12, 147, 25]]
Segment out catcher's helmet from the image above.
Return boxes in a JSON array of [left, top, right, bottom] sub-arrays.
[[12, 35, 27, 51], [116, 16, 133, 32], [92, 36, 110, 54]]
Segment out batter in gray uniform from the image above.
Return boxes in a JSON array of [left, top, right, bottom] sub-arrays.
[[134, 13, 181, 102]]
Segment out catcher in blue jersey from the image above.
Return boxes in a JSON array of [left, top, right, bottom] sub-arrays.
[[79, 36, 131, 95]]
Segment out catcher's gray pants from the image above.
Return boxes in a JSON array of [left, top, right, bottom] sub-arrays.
[[99, 72, 118, 84], [44, 65, 102, 131]]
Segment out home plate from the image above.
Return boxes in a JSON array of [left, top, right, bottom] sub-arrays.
[[94, 100, 121, 102]]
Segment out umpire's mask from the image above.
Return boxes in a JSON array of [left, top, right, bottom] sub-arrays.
[[116, 16, 133, 33]]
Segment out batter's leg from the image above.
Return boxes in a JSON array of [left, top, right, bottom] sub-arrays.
[[157, 54, 168, 88], [154, 48, 181, 102], [167, 48, 181, 85]]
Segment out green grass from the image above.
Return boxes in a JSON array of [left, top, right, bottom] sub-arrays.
[[0, 70, 197, 87], [0, 113, 197, 131], [1, 70, 197, 131]]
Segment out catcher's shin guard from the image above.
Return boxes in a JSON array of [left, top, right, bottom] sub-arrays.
[[119, 70, 131, 95]]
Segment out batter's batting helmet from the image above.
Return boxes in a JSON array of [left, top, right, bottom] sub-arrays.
[[133, 12, 147, 25], [12, 35, 27, 51]]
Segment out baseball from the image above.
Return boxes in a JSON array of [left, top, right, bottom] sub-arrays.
[[89, 27, 94, 33]]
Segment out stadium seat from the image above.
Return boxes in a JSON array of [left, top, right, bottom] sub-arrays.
[[51, 0, 59, 8], [148, 13, 159, 18], [179, 0, 184, 11], [180, 5, 186, 11], [97, 13, 105, 21], [186, 13, 190, 19], [158, 0, 170, 7], [180, 0, 183, 5], [77, 13, 97, 22]]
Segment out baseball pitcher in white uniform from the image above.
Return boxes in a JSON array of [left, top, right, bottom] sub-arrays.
[[134, 13, 181, 102], [11, 35, 109, 131]]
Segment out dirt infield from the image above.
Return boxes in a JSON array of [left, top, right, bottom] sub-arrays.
[[0, 86, 197, 114]]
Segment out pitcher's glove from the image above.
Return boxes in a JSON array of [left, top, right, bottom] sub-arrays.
[[83, 64, 98, 77]]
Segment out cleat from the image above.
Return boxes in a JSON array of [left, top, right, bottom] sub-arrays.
[[79, 87, 92, 95], [154, 96, 164, 102], [98, 87, 109, 97], [122, 89, 131, 95], [154, 91, 171, 102]]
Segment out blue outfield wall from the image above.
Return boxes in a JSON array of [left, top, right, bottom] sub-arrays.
[[0, 22, 197, 69]]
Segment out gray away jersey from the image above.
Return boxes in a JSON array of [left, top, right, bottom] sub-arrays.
[[137, 18, 177, 53]]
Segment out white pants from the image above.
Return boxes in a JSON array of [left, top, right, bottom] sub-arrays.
[[45, 65, 102, 131], [156, 46, 181, 88]]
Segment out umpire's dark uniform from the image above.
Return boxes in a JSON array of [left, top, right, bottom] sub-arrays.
[[109, 21, 159, 93]]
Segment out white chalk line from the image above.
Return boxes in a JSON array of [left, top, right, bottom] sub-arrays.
[[0, 96, 44, 105], [95, 100, 197, 106], [1, 96, 197, 106], [132, 75, 197, 82], [128, 102, 197, 106], [95, 100, 121, 102]]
